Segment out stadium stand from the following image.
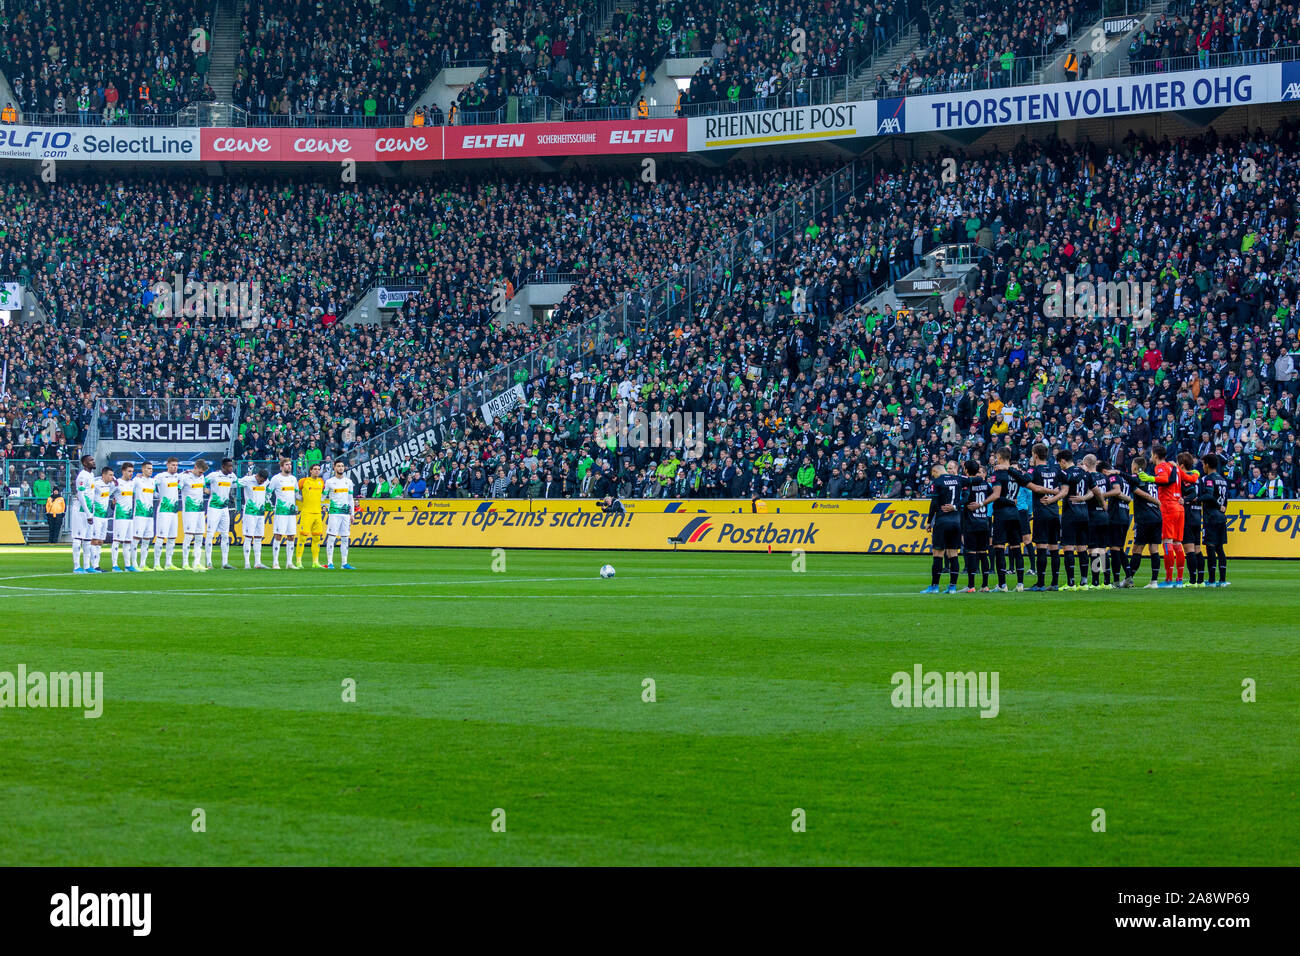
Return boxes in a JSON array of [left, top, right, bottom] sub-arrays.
[[450, 0, 669, 122], [1130, 0, 1300, 74], [0, 160, 826, 462], [0, 0, 215, 123], [872, 0, 1101, 96], [676, 0, 907, 115], [232, 0, 438, 124], [3, 125, 1297, 500]]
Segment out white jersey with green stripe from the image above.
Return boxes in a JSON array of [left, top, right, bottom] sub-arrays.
[[238, 474, 269, 515], [205, 470, 237, 511], [157, 472, 183, 513], [75, 468, 95, 515], [267, 472, 299, 515], [324, 475, 355, 514], [182, 472, 207, 512], [90, 478, 114, 519], [132, 475, 157, 515], [113, 477, 137, 519]]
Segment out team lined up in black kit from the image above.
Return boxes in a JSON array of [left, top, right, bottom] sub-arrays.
[[923, 444, 1231, 593]]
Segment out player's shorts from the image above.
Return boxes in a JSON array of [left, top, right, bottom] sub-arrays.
[[206, 508, 230, 535], [183, 511, 205, 535], [931, 517, 962, 551], [992, 509, 1022, 545], [1087, 517, 1110, 549], [326, 513, 352, 538], [962, 523, 991, 553], [1108, 519, 1130, 549], [70, 509, 87, 540], [90, 516, 108, 540], [242, 513, 266, 540], [1060, 513, 1087, 547], [1032, 512, 1060, 546], [1202, 515, 1227, 547], [113, 518, 134, 543], [1182, 515, 1202, 546], [273, 514, 298, 537], [1133, 520, 1162, 546], [299, 512, 325, 538], [1017, 509, 1032, 538], [1161, 505, 1184, 541], [155, 511, 179, 541], [133, 515, 155, 539]]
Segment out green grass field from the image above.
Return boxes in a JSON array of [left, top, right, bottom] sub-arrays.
[[0, 545, 1295, 866]]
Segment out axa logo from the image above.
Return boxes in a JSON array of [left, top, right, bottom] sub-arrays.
[[375, 135, 429, 153], [877, 97, 906, 134], [293, 137, 351, 154], [211, 136, 270, 153], [461, 133, 525, 149], [674, 516, 713, 543], [1283, 82, 1300, 100]]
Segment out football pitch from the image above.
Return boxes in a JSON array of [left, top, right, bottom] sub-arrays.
[[0, 546, 1295, 866]]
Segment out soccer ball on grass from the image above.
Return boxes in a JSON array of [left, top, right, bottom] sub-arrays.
[[599, 564, 616, 579]]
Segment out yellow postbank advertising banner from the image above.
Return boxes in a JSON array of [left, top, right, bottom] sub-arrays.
[[352, 497, 889, 515], [345, 498, 1300, 557], [0, 510, 25, 544]]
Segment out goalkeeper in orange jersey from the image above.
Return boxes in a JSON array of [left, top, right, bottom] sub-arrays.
[[295, 463, 328, 569], [1140, 444, 1200, 588]]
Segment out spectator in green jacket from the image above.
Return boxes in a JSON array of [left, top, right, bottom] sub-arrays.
[[797, 458, 816, 496]]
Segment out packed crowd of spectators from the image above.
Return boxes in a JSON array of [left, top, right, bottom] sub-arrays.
[[3, 123, 1300, 501], [446, 0, 681, 122], [233, 0, 439, 123], [1129, 0, 1300, 74], [357, 127, 1300, 502], [677, 0, 911, 114], [0, 160, 820, 467], [0, 0, 214, 122], [867, 0, 1098, 97]]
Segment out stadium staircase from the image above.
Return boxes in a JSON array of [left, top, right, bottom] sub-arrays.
[[845, 24, 922, 102], [1028, 3, 1159, 86], [207, 0, 241, 103], [0, 71, 19, 121]]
